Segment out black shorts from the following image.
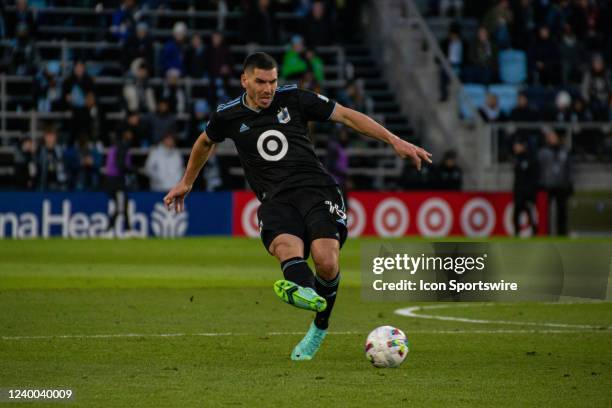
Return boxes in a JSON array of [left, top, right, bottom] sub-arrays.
[[257, 185, 348, 259]]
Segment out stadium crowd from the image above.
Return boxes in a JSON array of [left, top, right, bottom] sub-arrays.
[[0, 0, 368, 192], [434, 0, 612, 160]]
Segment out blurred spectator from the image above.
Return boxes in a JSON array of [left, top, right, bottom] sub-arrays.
[[161, 21, 188, 74], [159, 68, 186, 114], [122, 21, 154, 72], [36, 126, 68, 191], [538, 128, 573, 236], [528, 26, 560, 85], [187, 99, 210, 147], [438, 0, 463, 17], [581, 54, 612, 120], [325, 126, 349, 190], [6, 0, 36, 39], [149, 98, 177, 145], [512, 139, 538, 236], [184, 33, 207, 79], [337, 79, 367, 112], [123, 58, 156, 114], [509, 92, 537, 121], [509, 92, 539, 152], [207, 31, 233, 104], [482, 0, 513, 49], [552, 90, 572, 122], [124, 111, 150, 147], [303, 0, 334, 47], [510, 0, 535, 47], [69, 91, 102, 143], [110, 0, 139, 43], [202, 155, 223, 192], [103, 128, 135, 235], [559, 24, 585, 85], [570, 97, 593, 122], [64, 133, 102, 191], [144, 132, 184, 192], [466, 26, 496, 84], [242, 0, 276, 45], [0, 23, 39, 75], [439, 22, 465, 101], [14, 138, 37, 190], [543, 0, 571, 37], [281, 36, 325, 83], [0, 1, 5, 39], [34, 61, 63, 112], [479, 93, 505, 122], [435, 149, 462, 190], [62, 60, 95, 113], [207, 31, 233, 79]]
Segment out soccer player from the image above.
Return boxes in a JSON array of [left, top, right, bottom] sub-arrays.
[[164, 52, 432, 360]]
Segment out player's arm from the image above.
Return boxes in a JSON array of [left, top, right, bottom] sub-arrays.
[[163, 132, 215, 213], [330, 104, 432, 170]]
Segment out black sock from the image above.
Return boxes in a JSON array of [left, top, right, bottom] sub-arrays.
[[281, 257, 315, 289], [314, 273, 340, 330]]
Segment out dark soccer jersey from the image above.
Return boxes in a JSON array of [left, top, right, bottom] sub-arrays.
[[205, 84, 339, 201]]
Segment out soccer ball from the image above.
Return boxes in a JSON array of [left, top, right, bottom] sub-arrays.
[[365, 325, 409, 368]]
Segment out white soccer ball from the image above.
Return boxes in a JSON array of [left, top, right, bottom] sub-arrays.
[[365, 325, 409, 368]]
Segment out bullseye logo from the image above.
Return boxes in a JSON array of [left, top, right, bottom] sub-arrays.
[[256, 130, 288, 161], [460, 198, 496, 237], [417, 198, 453, 237], [241, 197, 261, 237], [347, 198, 366, 237], [373, 198, 409, 237], [503, 203, 539, 237]]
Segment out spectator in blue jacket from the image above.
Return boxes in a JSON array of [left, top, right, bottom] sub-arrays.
[[161, 21, 188, 74]]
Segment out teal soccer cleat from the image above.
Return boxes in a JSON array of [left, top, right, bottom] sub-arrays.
[[273, 280, 327, 312], [291, 322, 328, 361]]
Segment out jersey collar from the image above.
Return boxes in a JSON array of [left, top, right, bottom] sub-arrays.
[[241, 93, 261, 113]]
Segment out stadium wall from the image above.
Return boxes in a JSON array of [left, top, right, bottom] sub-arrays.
[[0, 192, 547, 239]]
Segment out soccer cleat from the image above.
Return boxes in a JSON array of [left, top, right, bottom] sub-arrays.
[[273, 280, 327, 312], [291, 322, 327, 361]]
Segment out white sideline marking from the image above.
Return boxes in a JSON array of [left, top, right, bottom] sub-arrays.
[[2, 328, 610, 341], [394, 304, 612, 330]]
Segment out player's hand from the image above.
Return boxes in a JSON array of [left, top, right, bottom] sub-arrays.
[[163, 181, 192, 213], [391, 138, 432, 171]]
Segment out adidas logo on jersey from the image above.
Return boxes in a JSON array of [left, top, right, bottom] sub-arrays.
[[239, 123, 250, 133]]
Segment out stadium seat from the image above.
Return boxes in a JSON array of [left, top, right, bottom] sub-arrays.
[[460, 83, 487, 119], [488, 84, 519, 115], [499, 50, 527, 85]]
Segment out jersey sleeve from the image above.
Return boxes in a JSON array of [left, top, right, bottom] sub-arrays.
[[205, 111, 226, 143], [298, 89, 337, 122]]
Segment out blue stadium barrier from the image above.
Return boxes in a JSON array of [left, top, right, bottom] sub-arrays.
[[0, 192, 232, 238], [488, 84, 519, 115], [499, 50, 527, 85], [460, 83, 487, 119]]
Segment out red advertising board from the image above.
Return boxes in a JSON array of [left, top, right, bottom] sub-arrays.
[[233, 191, 548, 238]]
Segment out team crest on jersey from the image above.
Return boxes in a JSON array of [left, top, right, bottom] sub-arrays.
[[276, 107, 291, 124]]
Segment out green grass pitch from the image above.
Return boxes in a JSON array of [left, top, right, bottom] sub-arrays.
[[1, 238, 611, 407]]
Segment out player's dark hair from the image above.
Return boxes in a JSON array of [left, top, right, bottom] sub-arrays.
[[243, 52, 278, 72]]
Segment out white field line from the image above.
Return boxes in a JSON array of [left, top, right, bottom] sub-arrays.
[[2, 328, 610, 341], [394, 304, 612, 330]]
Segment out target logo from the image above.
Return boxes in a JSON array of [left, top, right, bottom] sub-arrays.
[[256, 130, 288, 161], [373, 198, 410, 237], [417, 198, 453, 237], [347, 198, 366, 237], [241, 197, 261, 237], [460, 198, 496, 237], [503, 203, 539, 237]]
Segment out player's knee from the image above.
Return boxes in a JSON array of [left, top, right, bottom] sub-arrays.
[[270, 239, 302, 261], [314, 253, 338, 280]]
